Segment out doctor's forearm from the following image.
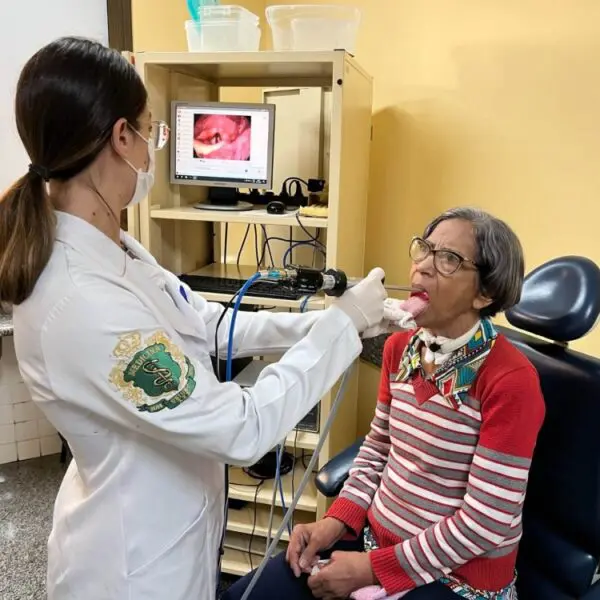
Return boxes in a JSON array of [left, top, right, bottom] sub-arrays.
[[216, 307, 362, 465], [217, 309, 322, 358]]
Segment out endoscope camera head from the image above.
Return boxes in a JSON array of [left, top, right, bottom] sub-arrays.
[[257, 266, 347, 296], [258, 265, 412, 296], [319, 268, 348, 296]]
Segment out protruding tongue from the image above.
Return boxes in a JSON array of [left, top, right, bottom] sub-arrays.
[[398, 294, 429, 318]]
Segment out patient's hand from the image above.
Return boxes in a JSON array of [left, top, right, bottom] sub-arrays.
[[286, 518, 346, 578], [307, 551, 376, 599]]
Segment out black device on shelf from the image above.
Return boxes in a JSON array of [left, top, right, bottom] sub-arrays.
[[211, 354, 254, 384], [234, 359, 321, 434], [196, 187, 308, 210], [244, 450, 294, 480], [180, 273, 305, 301], [296, 405, 320, 433]]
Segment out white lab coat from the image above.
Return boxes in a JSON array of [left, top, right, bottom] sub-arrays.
[[13, 211, 362, 600]]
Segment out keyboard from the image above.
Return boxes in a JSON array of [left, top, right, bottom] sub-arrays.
[[179, 274, 305, 301]]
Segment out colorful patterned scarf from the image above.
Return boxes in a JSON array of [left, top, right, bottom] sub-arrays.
[[439, 574, 518, 599], [395, 318, 498, 408]]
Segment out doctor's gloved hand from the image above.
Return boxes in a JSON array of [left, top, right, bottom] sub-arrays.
[[332, 267, 386, 335], [361, 297, 418, 339]]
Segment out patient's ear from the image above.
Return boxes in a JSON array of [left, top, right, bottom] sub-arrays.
[[473, 292, 493, 312]]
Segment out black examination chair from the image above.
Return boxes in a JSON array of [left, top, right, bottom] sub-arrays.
[[315, 256, 600, 600]]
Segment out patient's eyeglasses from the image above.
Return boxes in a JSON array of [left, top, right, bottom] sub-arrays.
[[409, 236, 479, 276], [150, 120, 170, 151]]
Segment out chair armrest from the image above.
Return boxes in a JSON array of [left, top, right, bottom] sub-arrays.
[[315, 437, 364, 498]]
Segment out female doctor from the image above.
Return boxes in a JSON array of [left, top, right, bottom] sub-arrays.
[[0, 38, 388, 600]]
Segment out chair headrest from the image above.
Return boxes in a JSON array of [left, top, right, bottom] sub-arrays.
[[505, 256, 600, 343]]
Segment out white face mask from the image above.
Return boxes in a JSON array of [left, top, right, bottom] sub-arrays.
[[124, 129, 155, 208]]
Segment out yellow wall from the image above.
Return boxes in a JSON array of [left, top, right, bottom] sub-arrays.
[[259, 0, 600, 357], [132, 0, 187, 51], [262, 0, 600, 433], [133, 1, 600, 434]]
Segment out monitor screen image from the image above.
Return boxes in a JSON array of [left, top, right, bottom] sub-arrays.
[[193, 113, 251, 161], [170, 101, 275, 189]]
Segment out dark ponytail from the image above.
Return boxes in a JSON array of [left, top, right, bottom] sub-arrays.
[[0, 171, 55, 306], [0, 36, 147, 306]]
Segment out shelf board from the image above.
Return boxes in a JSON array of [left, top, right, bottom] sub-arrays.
[[286, 429, 319, 451], [222, 547, 252, 577], [197, 291, 326, 310], [222, 531, 287, 576], [229, 462, 318, 513], [150, 206, 328, 229], [135, 50, 357, 86], [227, 503, 313, 542]]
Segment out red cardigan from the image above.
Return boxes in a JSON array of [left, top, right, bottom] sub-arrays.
[[326, 331, 545, 594]]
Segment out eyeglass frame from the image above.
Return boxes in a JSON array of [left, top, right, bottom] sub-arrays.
[[126, 120, 170, 151], [150, 120, 170, 151], [409, 236, 481, 276]]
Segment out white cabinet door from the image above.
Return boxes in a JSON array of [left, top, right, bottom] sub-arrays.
[[0, 0, 109, 193], [261, 87, 330, 270]]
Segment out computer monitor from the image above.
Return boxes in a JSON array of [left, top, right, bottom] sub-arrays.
[[170, 101, 275, 191]]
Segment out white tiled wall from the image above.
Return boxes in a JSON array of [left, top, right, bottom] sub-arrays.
[[0, 337, 62, 465]]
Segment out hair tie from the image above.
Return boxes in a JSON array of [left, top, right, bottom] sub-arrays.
[[28, 163, 51, 182]]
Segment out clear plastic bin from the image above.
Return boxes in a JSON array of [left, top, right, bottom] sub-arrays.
[[266, 5, 360, 53], [185, 5, 261, 52]]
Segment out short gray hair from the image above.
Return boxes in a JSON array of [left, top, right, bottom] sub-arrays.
[[423, 207, 524, 317]]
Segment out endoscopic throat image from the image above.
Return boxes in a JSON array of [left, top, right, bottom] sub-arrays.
[[193, 113, 252, 161]]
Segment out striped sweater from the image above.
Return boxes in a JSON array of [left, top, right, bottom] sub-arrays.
[[326, 331, 545, 594]]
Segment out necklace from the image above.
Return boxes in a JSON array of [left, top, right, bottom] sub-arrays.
[[419, 321, 481, 365]]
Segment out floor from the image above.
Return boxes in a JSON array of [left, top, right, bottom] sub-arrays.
[[0, 456, 65, 600], [0, 455, 239, 599]]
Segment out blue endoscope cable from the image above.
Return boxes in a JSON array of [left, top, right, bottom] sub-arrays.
[[222, 275, 316, 592], [240, 364, 354, 600], [225, 272, 262, 381], [217, 271, 261, 596]]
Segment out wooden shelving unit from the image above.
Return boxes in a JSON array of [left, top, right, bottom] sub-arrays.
[[195, 290, 326, 310], [229, 462, 318, 512], [227, 504, 314, 541], [151, 205, 329, 229], [222, 532, 288, 576], [129, 50, 373, 576]]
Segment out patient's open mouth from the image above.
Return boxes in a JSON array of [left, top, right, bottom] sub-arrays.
[[401, 289, 429, 317]]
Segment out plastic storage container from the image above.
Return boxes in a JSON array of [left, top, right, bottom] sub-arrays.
[[266, 5, 360, 53], [185, 5, 261, 52]]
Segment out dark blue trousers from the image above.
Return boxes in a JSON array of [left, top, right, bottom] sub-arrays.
[[222, 539, 459, 600]]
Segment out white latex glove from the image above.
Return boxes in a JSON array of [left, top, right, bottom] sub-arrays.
[[361, 298, 418, 339], [331, 267, 386, 334]]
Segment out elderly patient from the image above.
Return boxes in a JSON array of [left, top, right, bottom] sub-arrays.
[[224, 207, 545, 600]]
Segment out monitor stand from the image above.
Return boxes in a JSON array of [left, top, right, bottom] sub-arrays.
[[193, 187, 254, 212], [194, 201, 254, 212]]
